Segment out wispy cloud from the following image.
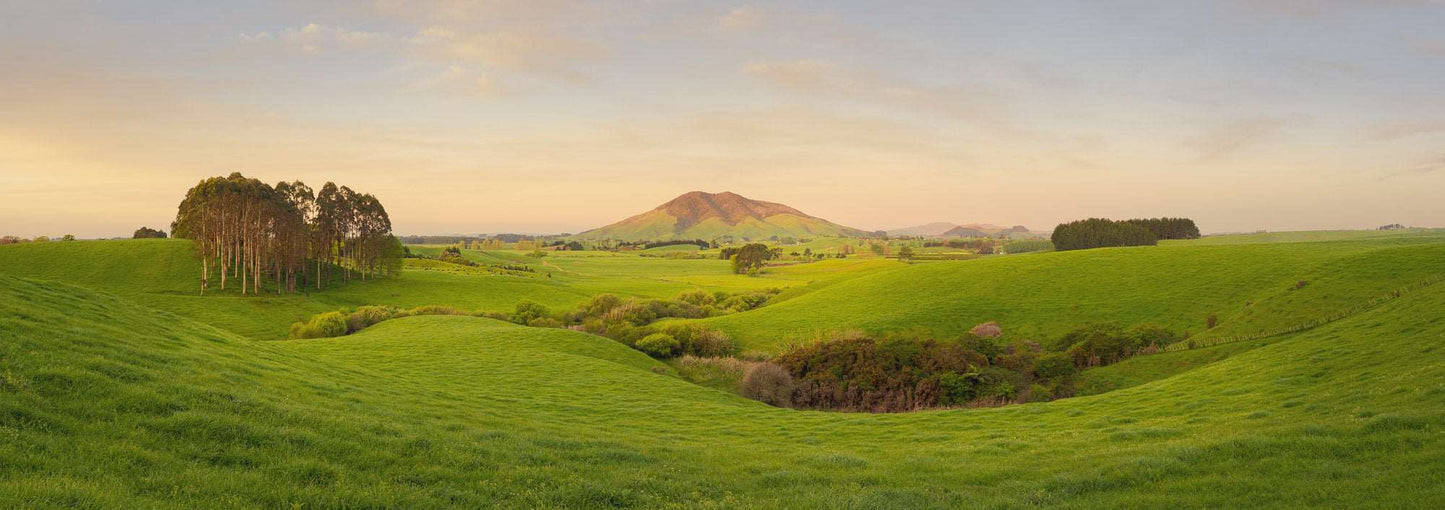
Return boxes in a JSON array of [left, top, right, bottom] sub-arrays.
[[1186, 117, 1295, 161], [241, 23, 388, 53], [1370, 120, 1445, 140], [241, 5, 606, 94]]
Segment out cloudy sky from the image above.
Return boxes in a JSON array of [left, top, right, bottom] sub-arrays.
[[2, 1, 1443, 237]]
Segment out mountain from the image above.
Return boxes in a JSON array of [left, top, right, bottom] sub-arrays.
[[573, 191, 869, 241], [889, 222, 1038, 238], [941, 226, 990, 238], [886, 222, 960, 237]]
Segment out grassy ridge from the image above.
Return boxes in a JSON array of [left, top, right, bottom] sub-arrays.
[[702, 234, 1445, 352], [2, 273, 1444, 507]]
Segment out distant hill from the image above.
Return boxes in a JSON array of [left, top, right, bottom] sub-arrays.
[[885, 222, 959, 237], [941, 226, 989, 238], [573, 191, 869, 241], [888, 222, 1036, 238]]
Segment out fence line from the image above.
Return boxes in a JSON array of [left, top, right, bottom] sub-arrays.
[[1161, 273, 1445, 353]]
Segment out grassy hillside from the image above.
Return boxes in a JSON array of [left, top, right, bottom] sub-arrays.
[[3, 272, 1443, 507], [0, 240, 891, 340], [702, 233, 1445, 352]]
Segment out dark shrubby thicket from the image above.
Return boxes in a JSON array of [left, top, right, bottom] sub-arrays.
[[1052, 217, 1200, 251], [767, 333, 1071, 412], [754, 321, 1181, 412], [1051, 218, 1158, 251]]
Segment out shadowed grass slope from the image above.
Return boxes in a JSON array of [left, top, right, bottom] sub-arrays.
[[2, 274, 1443, 508]]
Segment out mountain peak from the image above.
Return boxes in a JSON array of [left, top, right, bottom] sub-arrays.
[[575, 191, 867, 241], [657, 191, 806, 228]]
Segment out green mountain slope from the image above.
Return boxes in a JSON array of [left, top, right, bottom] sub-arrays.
[[573, 191, 869, 241], [701, 234, 1445, 352], [2, 273, 1444, 507]]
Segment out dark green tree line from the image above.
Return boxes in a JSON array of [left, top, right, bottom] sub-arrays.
[[1051, 218, 1158, 251]]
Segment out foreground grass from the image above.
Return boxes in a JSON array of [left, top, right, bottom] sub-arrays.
[[2, 273, 1444, 508]]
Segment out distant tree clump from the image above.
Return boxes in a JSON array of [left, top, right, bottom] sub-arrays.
[[730, 243, 773, 274], [1123, 218, 1201, 240], [1050, 218, 1159, 251], [172, 172, 401, 296], [132, 227, 167, 239]]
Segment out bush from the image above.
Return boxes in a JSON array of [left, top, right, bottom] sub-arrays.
[[512, 300, 552, 326], [1034, 353, 1077, 381], [290, 311, 348, 339], [740, 362, 794, 407], [970, 322, 1002, 338], [346, 305, 403, 333], [658, 323, 737, 357], [635, 333, 680, 358]]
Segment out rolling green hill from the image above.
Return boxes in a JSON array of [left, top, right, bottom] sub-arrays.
[[572, 191, 869, 241], [3, 268, 1444, 507], [701, 232, 1445, 352]]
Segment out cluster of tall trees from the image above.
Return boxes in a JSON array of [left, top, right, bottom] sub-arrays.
[[1051, 217, 1199, 251], [172, 173, 402, 296], [1123, 218, 1200, 240]]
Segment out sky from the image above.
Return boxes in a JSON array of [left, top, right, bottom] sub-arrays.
[[1, 0, 1443, 238]]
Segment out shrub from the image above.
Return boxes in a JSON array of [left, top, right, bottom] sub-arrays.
[[290, 311, 348, 339], [512, 300, 552, 325], [970, 322, 1002, 338], [635, 333, 680, 358], [1034, 353, 1077, 381], [658, 323, 737, 357], [1025, 384, 1053, 403], [1206, 313, 1219, 329], [740, 362, 794, 407], [347, 305, 402, 333]]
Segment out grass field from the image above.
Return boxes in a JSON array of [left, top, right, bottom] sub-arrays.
[[701, 232, 1445, 352], [2, 231, 1444, 507], [2, 269, 1444, 508]]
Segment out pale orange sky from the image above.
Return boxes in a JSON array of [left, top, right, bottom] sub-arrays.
[[2, 1, 1443, 238]]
